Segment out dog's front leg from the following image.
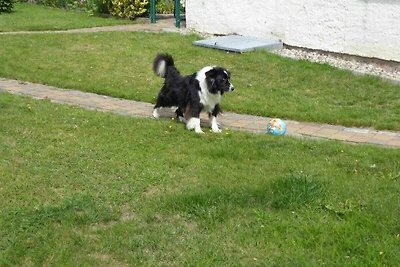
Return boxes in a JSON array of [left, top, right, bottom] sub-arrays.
[[209, 104, 222, 133], [209, 115, 221, 133]]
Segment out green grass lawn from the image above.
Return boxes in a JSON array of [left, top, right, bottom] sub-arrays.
[[0, 31, 399, 131], [2, 4, 399, 266], [1, 92, 399, 266], [0, 3, 136, 32]]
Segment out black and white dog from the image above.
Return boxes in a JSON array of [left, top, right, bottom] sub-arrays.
[[152, 54, 234, 134]]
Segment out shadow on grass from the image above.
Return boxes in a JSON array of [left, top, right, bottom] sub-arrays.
[[161, 174, 325, 223]]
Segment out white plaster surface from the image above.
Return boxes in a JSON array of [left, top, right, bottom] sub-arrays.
[[186, 0, 400, 61]]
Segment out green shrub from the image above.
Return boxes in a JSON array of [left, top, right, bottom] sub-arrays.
[[64, 0, 107, 15], [103, 0, 148, 19], [42, 0, 58, 7], [86, 0, 108, 15], [19, 0, 109, 16], [15, 0, 148, 18], [156, 0, 185, 14], [0, 0, 14, 13], [156, 0, 173, 14]]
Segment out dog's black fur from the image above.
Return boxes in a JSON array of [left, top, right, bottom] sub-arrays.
[[152, 53, 234, 133]]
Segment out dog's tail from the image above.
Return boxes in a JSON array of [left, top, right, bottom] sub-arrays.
[[153, 54, 179, 78]]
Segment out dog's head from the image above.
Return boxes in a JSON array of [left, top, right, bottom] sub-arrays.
[[205, 67, 234, 95]]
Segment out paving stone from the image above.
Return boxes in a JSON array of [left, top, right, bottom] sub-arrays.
[[296, 125, 323, 135], [311, 128, 343, 138], [345, 134, 375, 144]]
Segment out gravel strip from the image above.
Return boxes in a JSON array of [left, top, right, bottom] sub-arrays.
[[273, 47, 400, 83]]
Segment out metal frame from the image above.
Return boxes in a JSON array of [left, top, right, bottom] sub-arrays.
[[149, 0, 181, 28], [150, 0, 156, 23]]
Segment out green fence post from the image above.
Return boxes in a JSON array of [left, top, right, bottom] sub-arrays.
[[175, 0, 180, 28], [150, 0, 156, 23]]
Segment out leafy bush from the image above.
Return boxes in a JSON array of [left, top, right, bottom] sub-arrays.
[[31, 0, 105, 15], [0, 0, 14, 13], [17, 0, 148, 18], [63, 0, 107, 15], [86, 0, 108, 15], [156, 0, 185, 14], [41, 0, 58, 7], [103, 0, 148, 19], [156, 0, 173, 14]]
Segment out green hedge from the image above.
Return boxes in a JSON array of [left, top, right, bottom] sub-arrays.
[[0, 0, 14, 13], [103, 0, 148, 19], [17, 0, 148, 18], [11, 0, 184, 18], [156, 0, 185, 14]]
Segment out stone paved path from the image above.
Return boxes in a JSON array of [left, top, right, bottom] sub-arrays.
[[1, 78, 399, 148]]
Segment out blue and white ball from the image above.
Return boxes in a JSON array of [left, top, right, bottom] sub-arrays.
[[266, 118, 287, 136]]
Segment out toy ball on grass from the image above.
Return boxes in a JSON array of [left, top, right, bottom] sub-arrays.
[[266, 118, 287, 136]]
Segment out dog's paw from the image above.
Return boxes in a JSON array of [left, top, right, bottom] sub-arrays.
[[152, 109, 160, 119], [212, 127, 222, 133], [209, 116, 222, 133], [195, 129, 205, 134], [178, 116, 187, 123]]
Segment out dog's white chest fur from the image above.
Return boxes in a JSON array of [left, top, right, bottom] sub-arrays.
[[196, 66, 222, 113], [199, 89, 221, 113]]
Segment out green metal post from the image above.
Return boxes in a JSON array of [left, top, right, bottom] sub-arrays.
[[175, 0, 180, 28], [150, 0, 156, 23]]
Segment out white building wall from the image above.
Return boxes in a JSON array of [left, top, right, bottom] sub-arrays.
[[186, 0, 400, 62]]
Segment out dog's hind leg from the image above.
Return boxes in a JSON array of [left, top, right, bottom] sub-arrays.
[[153, 107, 161, 119], [185, 104, 204, 134], [175, 108, 186, 123], [187, 117, 203, 134], [153, 91, 173, 119], [153, 96, 162, 119]]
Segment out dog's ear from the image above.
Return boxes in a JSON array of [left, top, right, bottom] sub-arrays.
[[205, 69, 217, 87], [205, 68, 217, 78], [225, 69, 231, 79]]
